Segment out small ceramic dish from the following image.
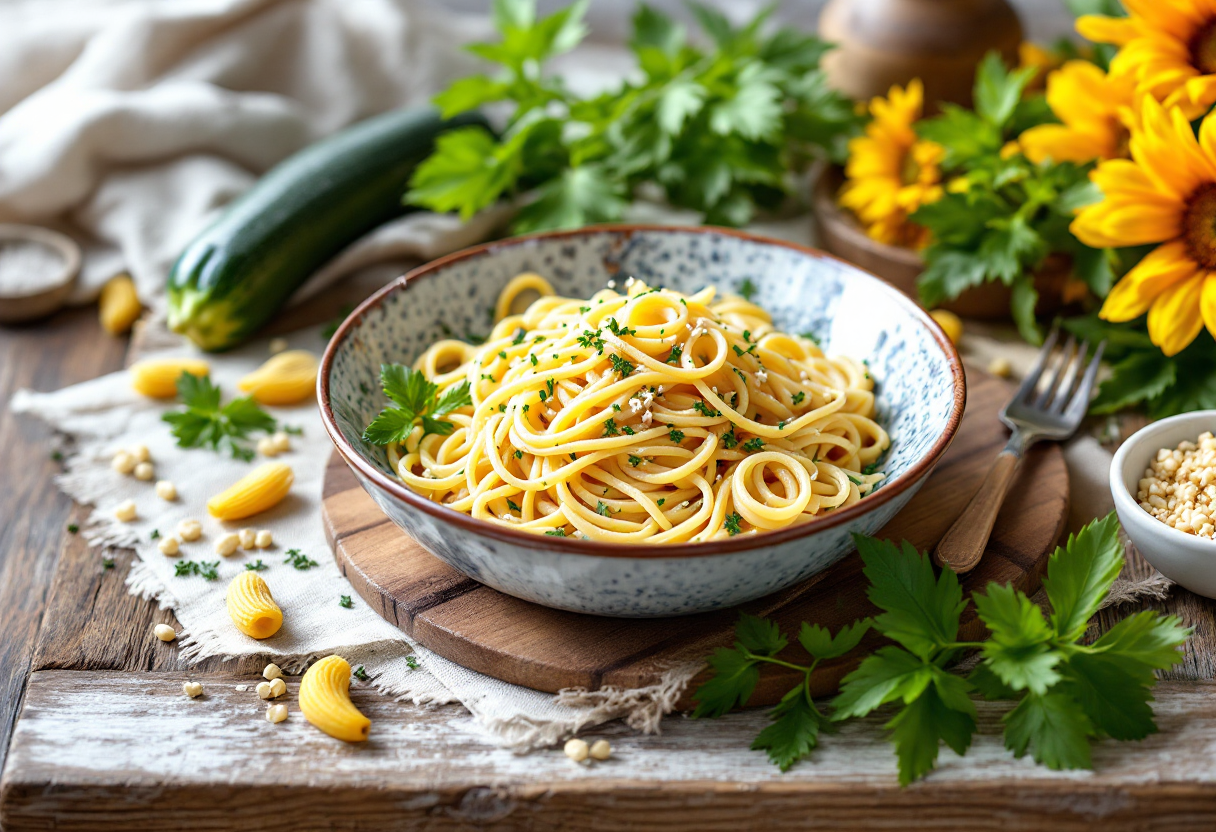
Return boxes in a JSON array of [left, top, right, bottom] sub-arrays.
[[1111, 410, 1216, 599], [0, 224, 81, 324], [319, 225, 966, 617]]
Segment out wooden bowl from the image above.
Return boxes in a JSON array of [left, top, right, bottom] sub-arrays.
[[0, 224, 81, 324], [811, 168, 1070, 319]]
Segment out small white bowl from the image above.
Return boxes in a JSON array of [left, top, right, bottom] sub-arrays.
[[1110, 410, 1216, 598]]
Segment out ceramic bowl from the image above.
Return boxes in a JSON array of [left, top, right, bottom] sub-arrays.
[[1110, 410, 1216, 599], [319, 225, 966, 617]]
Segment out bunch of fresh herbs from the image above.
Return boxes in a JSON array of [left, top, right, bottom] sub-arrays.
[[693, 513, 1188, 785], [407, 0, 860, 233], [909, 54, 1110, 344]]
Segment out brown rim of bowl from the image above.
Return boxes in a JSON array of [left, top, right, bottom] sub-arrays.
[[318, 223, 967, 560]]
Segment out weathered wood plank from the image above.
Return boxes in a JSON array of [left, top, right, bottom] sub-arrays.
[[0, 307, 128, 772], [3, 670, 1216, 831]]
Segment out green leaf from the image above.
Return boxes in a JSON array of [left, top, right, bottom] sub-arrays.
[[751, 684, 822, 771], [692, 646, 760, 718], [967, 663, 1021, 700], [433, 381, 473, 417], [1010, 276, 1041, 345], [513, 165, 627, 233], [177, 371, 221, 412], [1071, 245, 1114, 298], [362, 408, 416, 446], [884, 671, 976, 786], [1042, 512, 1124, 641], [433, 76, 511, 118], [917, 251, 990, 309], [736, 612, 788, 656], [380, 364, 437, 414], [854, 535, 965, 660], [1004, 692, 1094, 770], [1058, 652, 1157, 741], [1090, 350, 1177, 415], [631, 4, 684, 56], [709, 63, 782, 142], [798, 619, 871, 661], [973, 52, 1036, 130], [220, 396, 277, 435], [420, 415, 456, 437], [492, 0, 534, 30], [832, 646, 929, 719], [406, 126, 521, 220], [1090, 610, 1189, 674], [686, 1, 736, 49], [916, 106, 1002, 167], [974, 583, 1061, 695], [657, 79, 707, 135]]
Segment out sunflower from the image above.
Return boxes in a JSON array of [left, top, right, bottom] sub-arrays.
[[1078, 0, 1216, 119], [838, 80, 944, 249], [1020, 61, 1139, 164], [1071, 96, 1216, 356]]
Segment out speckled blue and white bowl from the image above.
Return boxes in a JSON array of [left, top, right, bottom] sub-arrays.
[[320, 226, 965, 617]]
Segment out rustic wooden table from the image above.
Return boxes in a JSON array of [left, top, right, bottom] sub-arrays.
[[3, 273, 1216, 830]]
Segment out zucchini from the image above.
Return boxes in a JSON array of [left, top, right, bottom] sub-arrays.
[[167, 107, 487, 351]]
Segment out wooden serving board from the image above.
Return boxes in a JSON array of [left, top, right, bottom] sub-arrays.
[[322, 369, 1068, 706]]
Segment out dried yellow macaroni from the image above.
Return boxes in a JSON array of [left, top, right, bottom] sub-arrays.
[[225, 571, 283, 639], [238, 350, 319, 406], [129, 357, 212, 399], [298, 656, 370, 742], [99, 274, 141, 335], [207, 462, 294, 520]]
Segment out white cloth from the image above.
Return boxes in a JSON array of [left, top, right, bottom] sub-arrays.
[[0, 0, 493, 303]]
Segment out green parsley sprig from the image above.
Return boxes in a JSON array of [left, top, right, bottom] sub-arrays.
[[693, 513, 1188, 784], [175, 560, 220, 581], [407, 0, 859, 234], [362, 364, 472, 446], [162, 373, 277, 461]]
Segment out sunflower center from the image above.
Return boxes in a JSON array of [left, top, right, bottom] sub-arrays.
[[1183, 183, 1216, 268], [1190, 19, 1216, 74]]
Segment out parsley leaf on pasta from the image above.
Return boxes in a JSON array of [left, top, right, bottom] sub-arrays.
[[363, 363, 471, 446]]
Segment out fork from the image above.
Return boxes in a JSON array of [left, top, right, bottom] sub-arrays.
[[932, 327, 1106, 574]]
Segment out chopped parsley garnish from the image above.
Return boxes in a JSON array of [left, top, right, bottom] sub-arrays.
[[668, 426, 686, 444], [613, 403, 621, 411], [498, 350, 508, 359], [245, 560, 267, 571], [628, 454, 644, 467], [605, 318, 636, 337], [621, 425, 636, 435], [481, 373, 496, 382], [603, 418, 620, 437], [507, 499, 521, 512], [530, 354, 538, 367], [801, 331, 821, 345], [284, 549, 318, 570], [150, 529, 160, 540], [569, 452, 577, 460], [792, 391, 806, 406], [722, 427, 738, 449], [743, 330, 752, 342], [67, 523, 79, 534], [732, 343, 757, 357], [724, 512, 743, 536], [175, 560, 219, 580], [514, 450, 523, 459], [743, 437, 765, 452], [545, 528, 567, 537], [576, 328, 606, 352], [657, 498, 666, 507], [353, 665, 369, 681], [512, 328, 527, 345], [847, 473, 863, 485], [339, 595, 353, 608], [665, 345, 683, 364], [596, 500, 614, 517], [863, 462, 879, 475], [405, 656, 420, 670], [693, 401, 722, 417], [102, 557, 115, 570], [609, 354, 635, 376]]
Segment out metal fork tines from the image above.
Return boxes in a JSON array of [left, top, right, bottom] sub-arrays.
[[1001, 326, 1107, 444], [933, 326, 1106, 574]]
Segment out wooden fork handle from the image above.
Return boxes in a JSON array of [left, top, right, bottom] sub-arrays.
[[932, 448, 1024, 574]]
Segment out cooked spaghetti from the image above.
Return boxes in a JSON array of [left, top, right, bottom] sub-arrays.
[[384, 274, 889, 543]]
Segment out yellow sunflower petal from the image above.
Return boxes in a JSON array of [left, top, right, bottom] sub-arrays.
[[1148, 274, 1206, 356], [1076, 14, 1139, 46], [1021, 124, 1106, 164], [1203, 274, 1216, 341], [1100, 241, 1200, 322]]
